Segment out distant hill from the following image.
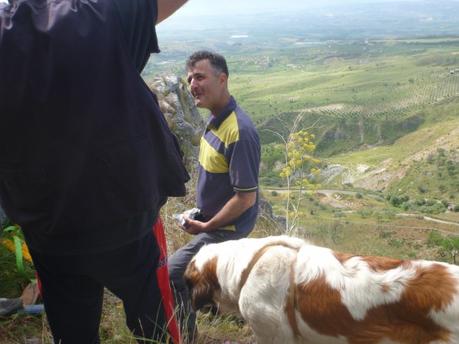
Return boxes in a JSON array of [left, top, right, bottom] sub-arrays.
[[157, 0, 459, 42]]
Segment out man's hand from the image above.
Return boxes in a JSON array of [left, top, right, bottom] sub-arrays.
[[183, 218, 209, 235], [182, 191, 257, 235]]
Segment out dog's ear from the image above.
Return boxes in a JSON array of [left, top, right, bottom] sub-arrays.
[[184, 258, 220, 311]]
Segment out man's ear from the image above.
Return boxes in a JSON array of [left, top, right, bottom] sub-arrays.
[[219, 72, 228, 86]]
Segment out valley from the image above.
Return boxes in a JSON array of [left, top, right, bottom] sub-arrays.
[[144, 29, 459, 265]]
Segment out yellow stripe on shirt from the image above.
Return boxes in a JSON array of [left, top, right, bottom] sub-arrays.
[[211, 112, 239, 148], [199, 137, 229, 173], [220, 225, 237, 232]]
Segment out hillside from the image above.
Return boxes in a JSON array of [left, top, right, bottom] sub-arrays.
[[232, 39, 459, 153], [325, 100, 459, 191], [218, 38, 459, 201]]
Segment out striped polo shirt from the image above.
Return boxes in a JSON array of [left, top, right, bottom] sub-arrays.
[[197, 96, 260, 234]]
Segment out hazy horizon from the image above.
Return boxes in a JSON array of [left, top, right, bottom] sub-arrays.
[[161, 0, 431, 17], [159, 0, 459, 19], [157, 0, 459, 39]]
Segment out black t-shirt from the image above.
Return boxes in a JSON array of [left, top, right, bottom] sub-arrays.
[[87, 0, 161, 255], [0, 0, 189, 254], [113, 0, 160, 72]]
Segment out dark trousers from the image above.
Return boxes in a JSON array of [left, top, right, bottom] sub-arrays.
[[30, 231, 168, 344]]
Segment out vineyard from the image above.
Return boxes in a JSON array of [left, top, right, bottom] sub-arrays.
[[232, 54, 459, 125], [300, 71, 459, 120]]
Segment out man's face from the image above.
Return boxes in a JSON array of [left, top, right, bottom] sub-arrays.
[[186, 59, 226, 111]]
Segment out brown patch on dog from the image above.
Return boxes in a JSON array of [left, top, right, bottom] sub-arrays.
[[184, 258, 220, 311], [239, 241, 300, 290], [296, 264, 454, 343], [297, 275, 355, 338], [334, 252, 355, 264], [403, 264, 457, 312], [362, 255, 407, 272], [335, 251, 407, 272], [285, 262, 301, 338]]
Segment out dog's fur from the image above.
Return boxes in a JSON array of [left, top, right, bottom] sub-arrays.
[[184, 235, 459, 344]]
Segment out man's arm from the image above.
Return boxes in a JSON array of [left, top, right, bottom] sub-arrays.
[[156, 0, 188, 24], [184, 191, 256, 235]]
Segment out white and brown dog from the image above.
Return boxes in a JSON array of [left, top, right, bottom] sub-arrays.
[[184, 235, 459, 344]]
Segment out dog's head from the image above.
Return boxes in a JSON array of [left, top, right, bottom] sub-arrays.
[[184, 256, 221, 311]]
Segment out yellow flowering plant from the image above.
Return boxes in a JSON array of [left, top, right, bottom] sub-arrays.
[[279, 129, 320, 234]]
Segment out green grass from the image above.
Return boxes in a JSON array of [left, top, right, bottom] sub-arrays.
[[387, 149, 459, 204], [0, 243, 44, 344], [0, 242, 35, 298], [262, 186, 458, 261]]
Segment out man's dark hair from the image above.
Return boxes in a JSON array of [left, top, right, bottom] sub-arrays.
[[186, 50, 229, 77]]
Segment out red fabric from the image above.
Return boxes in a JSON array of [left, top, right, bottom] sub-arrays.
[[153, 217, 181, 344]]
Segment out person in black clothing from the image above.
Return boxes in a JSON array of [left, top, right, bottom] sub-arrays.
[[0, 0, 189, 343], [0, 205, 7, 230]]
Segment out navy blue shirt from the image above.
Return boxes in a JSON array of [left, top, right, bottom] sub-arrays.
[[197, 97, 260, 234]]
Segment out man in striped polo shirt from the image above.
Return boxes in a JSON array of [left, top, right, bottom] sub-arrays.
[[168, 50, 260, 343]]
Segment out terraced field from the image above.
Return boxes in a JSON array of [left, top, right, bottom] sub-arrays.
[[230, 44, 459, 126]]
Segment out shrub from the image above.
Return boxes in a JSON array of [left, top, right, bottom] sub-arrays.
[[437, 148, 446, 157], [358, 209, 373, 218], [415, 198, 426, 206], [425, 199, 436, 206], [427, 231, 459, 263], [389, 194, 409, 207], [438, 185, 447, 193], [388, 238, 404, 248], [418, 185, 428, 193]]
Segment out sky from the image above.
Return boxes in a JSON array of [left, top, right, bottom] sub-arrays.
[[157, 0, 440, 33], [172, 0, 309, 15], [157, 0, 437, 30], [163, 0, 424, 17]]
